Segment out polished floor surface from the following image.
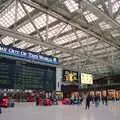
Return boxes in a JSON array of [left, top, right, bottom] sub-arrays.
[[0, 102, 120, 120]]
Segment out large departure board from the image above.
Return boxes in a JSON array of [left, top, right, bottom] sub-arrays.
[[0, 57, 56, 90]]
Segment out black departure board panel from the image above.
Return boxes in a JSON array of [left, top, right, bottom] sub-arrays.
[[0, 57, 56, 90], [63, 70, 78, 83], [0, 58, 15, 88]]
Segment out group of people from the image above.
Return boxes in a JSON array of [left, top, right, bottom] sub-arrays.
[[35, 92, 109, 109], [35, 92, 59, 106], [85, 94, 108, 109], [35, 92, 84, 106], [0, 91, 111, 112]]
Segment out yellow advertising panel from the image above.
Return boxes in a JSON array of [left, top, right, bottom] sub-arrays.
[[63, 70, 78, 82]]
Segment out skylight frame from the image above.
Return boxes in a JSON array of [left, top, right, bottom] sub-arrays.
[[53, 32, 77, 45], [111, 29, 120, 37], [40, 23, 72, 40], [14, 41, 33, 49], [83, 11, 98, 23], [1, 36, 18, 45], [99, 21, 112, 30], [64, 0, 79, 13], [89, 0, 96, 3], [0, 2, 34, 28], [17, 14, 57, 35], [17, 22, 35, 34], [29, 45, 47, 53], [112, 1, 120, 13], [34, 14, 57, 30]]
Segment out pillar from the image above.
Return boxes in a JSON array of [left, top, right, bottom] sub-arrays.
[[56, 67, 62, 91]]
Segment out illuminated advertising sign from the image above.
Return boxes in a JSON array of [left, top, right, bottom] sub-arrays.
[[63, 70, 78, 82], [81, 73, 93, 84], [0, 44, 59, 65]]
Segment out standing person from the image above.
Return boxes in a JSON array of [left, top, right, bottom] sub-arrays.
[[80, 96, 83, 105], [85, 94, 91, 109], [98, 94, 101, 102], [0, 94, 2, 113], [36, 95, 39, 106], [94, 95, 99, 107], [101, 95, 104, 104], [104, 95, 108, 106], [0, 106, 1, 114]]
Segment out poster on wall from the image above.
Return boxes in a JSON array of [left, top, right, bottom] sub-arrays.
[[63, 70, 78, 82], [81, 73, 93, 84]]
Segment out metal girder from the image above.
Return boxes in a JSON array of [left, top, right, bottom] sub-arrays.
[[51, 38, 102, 56], [72, 27, 87, 55], [49, 24, 68, 42], [21, 0, 120, 50], [60, 49, 119, 64], [0, 25, 114, 66], [0, 25, 87, 58], [0, 25, 71, 52], [25, 44, 37, 50], [31, 20, 61, 36], [113, 0, 120, 19], [24, 20, 61, 50], [99, 0, 109, 16], [61, 50, 119, 64], [61, 59, 119, 74], [9, 10, 41, 29], [0, 0, 14, 13], [12, 0, 18, 46], [34, 29, 107, 55], [63, 60, 112, 73], [82, 0, 120, 30], [108, 0, 113, 18], [52, 38, 116, 58], [113, 8, 120, 19], [20, 0, 44, 42], [28, 28, 77, 52], [0, 5, 42, 42]]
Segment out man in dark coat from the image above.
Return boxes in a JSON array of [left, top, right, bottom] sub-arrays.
[[85, 94, 91, 109]]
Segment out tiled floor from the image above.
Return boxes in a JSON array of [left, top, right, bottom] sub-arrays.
[[0, 102, 120, 120]]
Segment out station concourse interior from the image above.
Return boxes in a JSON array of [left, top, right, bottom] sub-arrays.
[[0, 0, 120, 120]]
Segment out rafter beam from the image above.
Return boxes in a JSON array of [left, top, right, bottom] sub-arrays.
[[61, 49, 119, 66], [22, 0, 120, 50], [20, 0, 44, 42], [0, 25, 88, 58], [82, 0, 120, 30], [108, 0, 113, 18], [0, 0, 14, 13], [0, 8, 41, 43], [0, 25, 113, 66]]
